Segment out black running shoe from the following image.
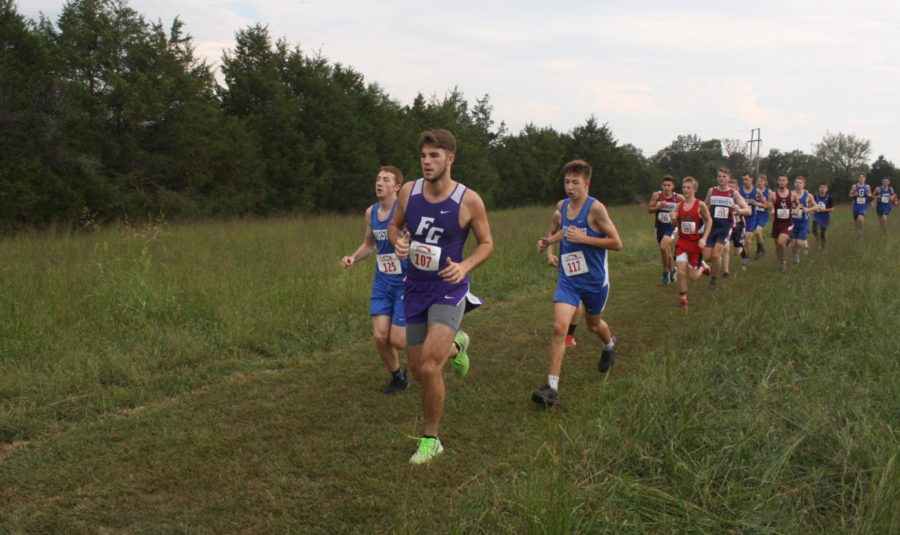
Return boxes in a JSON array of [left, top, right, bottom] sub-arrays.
[[531, 385, 561, 407], [598, 335, 617, 373], [380, 374, 408, 395], [722, 271, 730, 279], [708, 279, 718, 291]]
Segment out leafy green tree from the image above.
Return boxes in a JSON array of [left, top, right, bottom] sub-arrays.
[[814, 131, 871, 194], [651, 134, 724, 187], [491, 123, 567, 207], [760, 149, 820, 180], [566, 117, 648, 204], [868, 155, 896, 182]]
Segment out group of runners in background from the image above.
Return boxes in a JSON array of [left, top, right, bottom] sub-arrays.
[[339, 131, 897, 462], [648, 170, 896, 308]]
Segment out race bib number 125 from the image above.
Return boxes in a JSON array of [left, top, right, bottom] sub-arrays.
[[376, 253, 401, 274]]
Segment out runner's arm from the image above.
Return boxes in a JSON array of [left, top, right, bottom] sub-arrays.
[[341, 207, 377, 267], [566, 201, 622, 250], [698, 202, 713, 247], [733, 191, 752, 216], [388, 182, 413, 259], [647, 192, 661, 213], [804, 193, 817, 213], [541, 208, 563, 265], [439, 189, 493, 284]]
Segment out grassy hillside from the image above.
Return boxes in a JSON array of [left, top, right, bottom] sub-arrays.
[[0, 205, 897, 533]]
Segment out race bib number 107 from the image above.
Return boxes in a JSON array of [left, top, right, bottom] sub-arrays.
[[409, 241, 441, 272]]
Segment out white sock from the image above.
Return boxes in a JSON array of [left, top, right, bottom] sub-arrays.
[[548, 375, 559, 390], [604, 338, 616, 350]]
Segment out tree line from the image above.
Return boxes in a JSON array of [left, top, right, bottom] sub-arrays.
[[1, 0, 895, 230]]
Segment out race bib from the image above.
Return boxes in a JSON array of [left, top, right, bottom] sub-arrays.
[[714, 206, 730, 219], [657, 212, 672, 224], [776, 208, 790, 219], [409, 241, 441, 272], [856, 197, 865, 204], [882, 195, 891, 203], [681, 221, 696, 234], [562, 250, 589, 277], [376, 253, 401, 275], [817, 202, 826, 211]]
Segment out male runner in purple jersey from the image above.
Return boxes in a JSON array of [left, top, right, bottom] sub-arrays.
[[389, 129, 494, 464]]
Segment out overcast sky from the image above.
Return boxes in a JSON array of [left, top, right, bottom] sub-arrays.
[[22, 0, 900, 161]]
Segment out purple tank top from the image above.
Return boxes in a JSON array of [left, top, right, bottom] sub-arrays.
[[404, 178, 470, 282]]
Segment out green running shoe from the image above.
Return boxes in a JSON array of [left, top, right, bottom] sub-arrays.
[[409, 436, 444, 464], [451, 331, 470, 378]]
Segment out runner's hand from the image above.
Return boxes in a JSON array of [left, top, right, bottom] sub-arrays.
[[537, 237, 550, 252], [439, 257, 467, 284], [340, 256, 354, 268], [564, 226, 586, 244], [547, 254, 559, 267], [395, 231, 410, 260]]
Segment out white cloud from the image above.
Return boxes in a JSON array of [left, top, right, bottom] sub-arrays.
[[17, 0, 900, 158]]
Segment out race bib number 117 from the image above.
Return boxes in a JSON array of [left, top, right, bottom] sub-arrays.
[[562, 250, 589, 277]]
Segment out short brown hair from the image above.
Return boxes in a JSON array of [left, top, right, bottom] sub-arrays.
[[795, 175, 807, 183], [379, 165, 404, 185], [418, 129, 457, 154], [758, 173, 768, 185], [662, 175, 675, 184], [682, 176, 698, 187], [562, 159, 592, 180], [717, 167, 731, 176]]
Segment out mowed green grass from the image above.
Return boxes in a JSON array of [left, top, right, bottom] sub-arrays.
[[0, 204, 897, 533]]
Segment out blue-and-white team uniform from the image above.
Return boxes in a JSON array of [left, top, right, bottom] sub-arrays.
[[877, 186, 894, 216], [739, 185, 759, 232], [813, 193, 833, 228], [791, 191, 811, 240], [852, 184, 869, 219], [755, 187, 771, 230], [370, 201, 407, 326], [554, 197, 610, 315]]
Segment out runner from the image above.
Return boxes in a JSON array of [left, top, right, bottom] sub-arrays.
[[768, 173, 799, 271], [389, 129, 494, 464], [672, 176, 712, 309], [812, 183, 835, 249], [340, 166, 410, 395], [533, 159, 623, 407], [735, 172, 762, 271], [873, 177, 897, 233], [721, 176, 743, 278], [850, 173, 873, 236], [789, 176, 817, 264], [703, 168, 751, 290], [752, 173, 771, 260], [544, 208, 582, 346], [647, 175, 684, 285]]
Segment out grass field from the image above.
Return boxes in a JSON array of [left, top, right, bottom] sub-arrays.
[[0, 204, 897, 533]]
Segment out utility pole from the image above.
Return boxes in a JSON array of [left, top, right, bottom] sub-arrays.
[[748, 128, 762, 177]]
